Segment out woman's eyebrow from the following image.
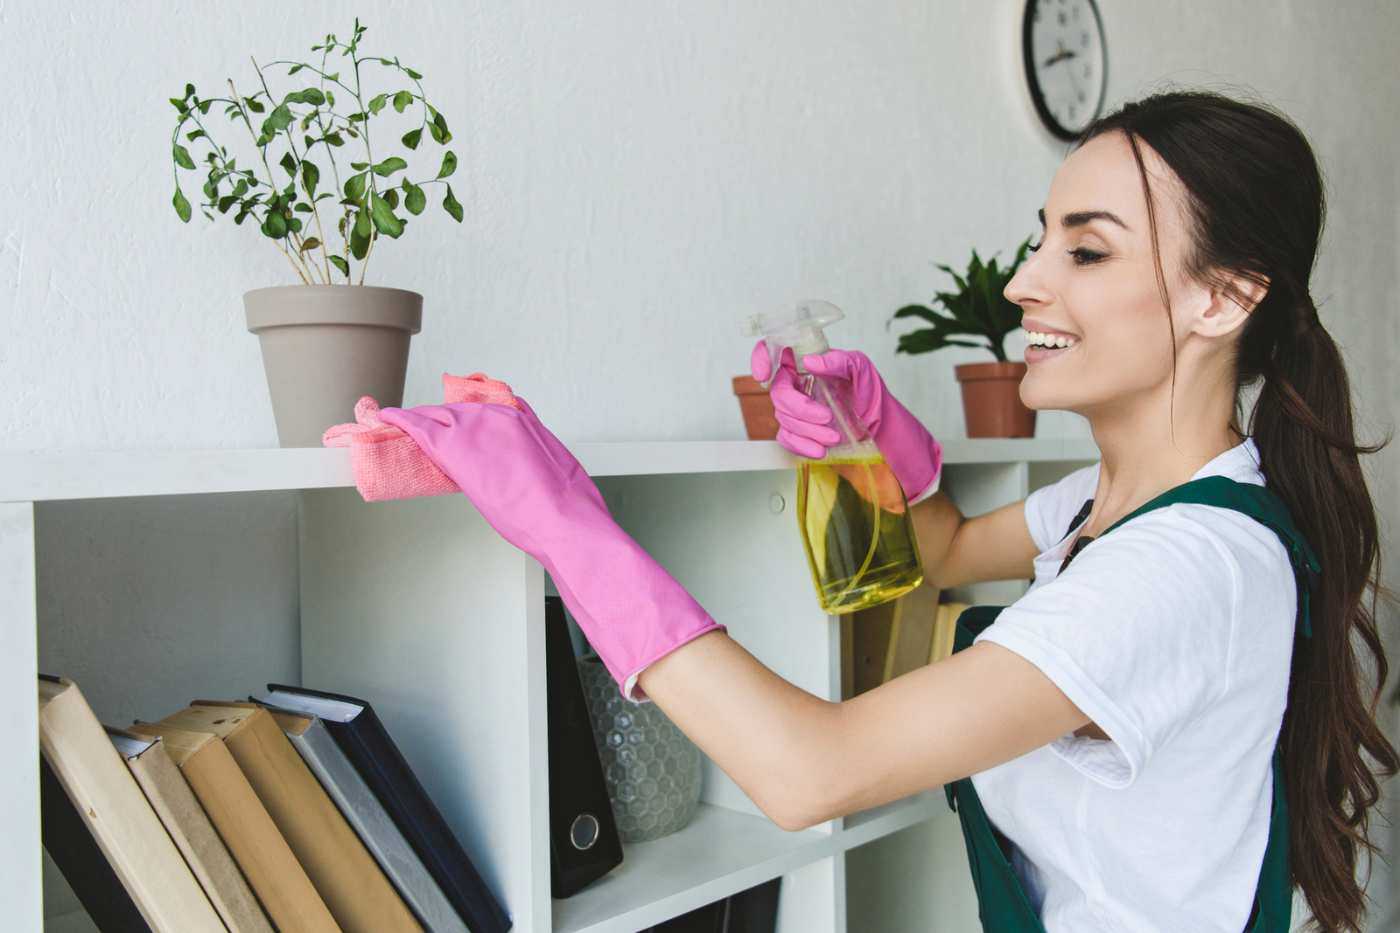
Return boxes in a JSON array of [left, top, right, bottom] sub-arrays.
[[1038, 207, 1131, 232]]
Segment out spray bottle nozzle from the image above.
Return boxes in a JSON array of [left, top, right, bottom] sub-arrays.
[[742, 299, 846, 379]]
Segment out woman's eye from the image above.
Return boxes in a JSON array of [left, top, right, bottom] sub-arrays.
[[1070, 248, 1106, 265]]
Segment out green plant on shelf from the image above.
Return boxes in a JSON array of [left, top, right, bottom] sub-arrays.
[[889, 236, 1034, 363], [166, 17, 462, 287]]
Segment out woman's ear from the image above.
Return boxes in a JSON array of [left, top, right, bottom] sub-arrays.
[[1195, 270, 1269, 338]]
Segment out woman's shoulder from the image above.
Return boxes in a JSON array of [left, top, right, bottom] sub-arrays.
[[1024, 461, 1101, 553]]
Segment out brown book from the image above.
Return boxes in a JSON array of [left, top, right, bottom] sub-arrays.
[[38, 675, 224, 932], [127, 721, 340, 933], [169, 701, 421, 933], [108, 726, 275, 933]]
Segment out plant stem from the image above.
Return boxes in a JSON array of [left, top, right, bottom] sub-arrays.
[[349, 49, 379, 285], [228, 75, 318, 284], [251, 59, 325, 284]]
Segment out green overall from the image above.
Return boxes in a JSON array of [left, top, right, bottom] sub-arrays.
[[943, 475, 1320, 932]]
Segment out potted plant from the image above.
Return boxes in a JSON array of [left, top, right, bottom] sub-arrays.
[[890, 238, 1035, 437], [168, 18, 464, 446]]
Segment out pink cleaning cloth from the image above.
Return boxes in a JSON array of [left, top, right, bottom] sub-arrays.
[[322, 371, 521, 502]]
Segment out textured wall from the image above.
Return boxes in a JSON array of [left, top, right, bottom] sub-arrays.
[[4, 0, 1398, 928]]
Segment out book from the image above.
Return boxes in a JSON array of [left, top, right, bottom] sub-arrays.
[[252, 701, 468, 932], [164, 700, 422, 933], [40, 751, 150, 932], [37, 675, 224, 932], [106, 726, 274, 933], [259, 683, 512, 933], [126, 720, 340, 933]]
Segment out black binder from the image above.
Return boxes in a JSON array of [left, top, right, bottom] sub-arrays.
[[263, 682, 512, 933], [545, 595, 624, 897]]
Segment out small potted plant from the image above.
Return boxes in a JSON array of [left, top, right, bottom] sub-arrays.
[[168, 18, 464, 446], [890, 238, 1035, 438]]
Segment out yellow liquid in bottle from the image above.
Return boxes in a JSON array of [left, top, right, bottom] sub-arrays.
[[796, 453, 925, 614]]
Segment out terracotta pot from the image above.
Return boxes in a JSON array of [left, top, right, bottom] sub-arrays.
[[732, 375, 779, 440], [244, 284, 422, 447], [954, 361, 1036, 438]]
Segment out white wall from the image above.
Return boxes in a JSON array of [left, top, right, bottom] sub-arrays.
[[4, 0, 1398, 929]]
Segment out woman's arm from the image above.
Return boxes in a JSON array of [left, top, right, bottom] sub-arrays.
[[637, 631, 1089, 832], [636, 491, 1078, 832], [910, 489, 1041, 588]]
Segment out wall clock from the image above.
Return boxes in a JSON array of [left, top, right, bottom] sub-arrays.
[[1023, 0, 1108, 141]]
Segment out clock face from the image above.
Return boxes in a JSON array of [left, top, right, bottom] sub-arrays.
[[1024, 0, 1107, 140]]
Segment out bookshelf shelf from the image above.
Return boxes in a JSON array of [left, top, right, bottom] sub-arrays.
[[2, 436, 1098, 932]]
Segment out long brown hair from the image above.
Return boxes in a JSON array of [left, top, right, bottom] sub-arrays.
[[1076, 90, 1397, 932]]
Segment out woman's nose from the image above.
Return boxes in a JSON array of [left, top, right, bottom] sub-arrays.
[[1004, 258, 1050, 308]]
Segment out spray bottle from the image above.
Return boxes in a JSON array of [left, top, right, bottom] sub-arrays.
[[744, 300, 924, 614]]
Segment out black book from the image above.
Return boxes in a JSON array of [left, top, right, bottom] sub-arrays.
[[640, 876, 782, 932], [40, 751, 152, 933], [258, 682, 512, 933]]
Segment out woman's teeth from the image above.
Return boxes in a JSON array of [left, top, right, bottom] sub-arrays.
[[1025, 330, 1079, 349]]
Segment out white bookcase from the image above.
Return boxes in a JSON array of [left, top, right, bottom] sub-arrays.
[[0, 436, 1097, 933]]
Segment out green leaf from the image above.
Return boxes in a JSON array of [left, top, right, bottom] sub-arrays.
[[217, 194, 238, 213], [169, 97, 188, 113], [432, 111, 451, 143], [392, 90, 413, 112], [372, 156, 408, 177], [325, 131, 345, 147], [172, 186, 192, 222], [261, 104, 294, 136], [261, 209, 288, 238], [329, 254, 350, 277], [442, 183, 463, 222], [244, 96, 265, 113], [197, 99, 212, 115], [384, 188, 399, 209], [185, 129, 206, 142], [369, 193, 404, 237], [350, 209, 371, 259], [279, 151, 297, 177], [301, 87, 325, 106], [344, 172, 367, 202], [299, 237, 321, 252], [367, 93, 389, 115], [436, 151, 456, 179], [172, 144, 196, 170], [184, 82, 195, 98], [405, 66, 422, 80], [350, 161, 369, 171], [232, 178, 248, 197], [403, 183, 426, 215], [288, 63, 305, 75], [401, 127, 422, 150], [301, 160, 319, 196]]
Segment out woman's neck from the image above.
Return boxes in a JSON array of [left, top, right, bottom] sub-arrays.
[[1080, 385, 1242, 537]]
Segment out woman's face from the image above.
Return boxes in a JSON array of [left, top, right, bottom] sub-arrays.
[[1004, 130, 1209, 417]]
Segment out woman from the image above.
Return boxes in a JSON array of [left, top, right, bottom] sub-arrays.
[[379, 90, 1395, 931]]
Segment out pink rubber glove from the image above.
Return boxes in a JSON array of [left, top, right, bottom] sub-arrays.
[[750, 340, 943, 505], [378, 397, 727, 704]]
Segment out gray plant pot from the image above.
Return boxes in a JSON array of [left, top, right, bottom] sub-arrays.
[[244, 284, 423, 447]]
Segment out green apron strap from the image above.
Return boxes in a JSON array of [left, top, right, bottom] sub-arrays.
[[941, 474, 1315, 932]]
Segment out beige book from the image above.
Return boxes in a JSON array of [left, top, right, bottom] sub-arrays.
[[931, 602, 969, 665], [167, 701, 420, 933], [882, 580, 940, 682], [38, 676, 224, 932], [128, 721, 340, 933], [108, 726, 274, 933]]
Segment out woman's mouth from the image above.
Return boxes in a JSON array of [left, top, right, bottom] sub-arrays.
[[1024, 329, 1081, 364]]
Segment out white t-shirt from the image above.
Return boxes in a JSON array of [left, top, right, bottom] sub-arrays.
[[970, 437, 1298, 931]]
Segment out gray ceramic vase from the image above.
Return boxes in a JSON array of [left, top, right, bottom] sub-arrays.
[[575, 656, 703, 842]]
